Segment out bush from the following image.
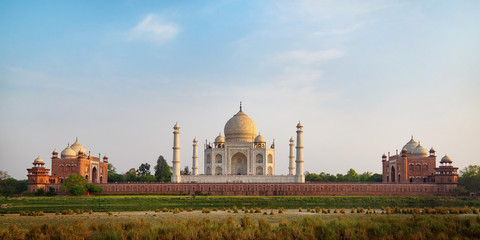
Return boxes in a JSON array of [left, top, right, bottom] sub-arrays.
[[69, 185, 87, 196], [86, 184, 103, 194], [34, 188, 45, 196], [46, 187, 57, 196]]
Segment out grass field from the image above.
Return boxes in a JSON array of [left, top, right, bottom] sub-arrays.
[[1, 195, 479, 214], [1, 210, 479, 239]]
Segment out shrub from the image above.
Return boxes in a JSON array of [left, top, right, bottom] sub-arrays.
[[162, 208, 168, 212], [62, 209, 74, 215], [155, 209, 161, 212], [34, 188, 45, 196], [107, 211, 113, 215], [472, 207, 479, 214], [202, 208, 210, 213], [255, 208, 262, 213], [46, 187, 57, 196], [278, 208, 284, 214], [240, 216, 254, 229], [69, 185, 87, 196], [298, 207, 303, 212], [340, 208, 346, 214], [334, 208, 338, 213], [233, 206, 239, 213], [75, 209, 84, 214], [86, 184, 103, 194], [270, 210, 274, 215], [172, 208, 180, 214]]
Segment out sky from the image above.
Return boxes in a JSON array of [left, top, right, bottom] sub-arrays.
[[0, 0, 479, 180]]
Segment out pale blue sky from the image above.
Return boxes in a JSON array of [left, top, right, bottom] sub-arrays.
[[1, 0, 479, 179]]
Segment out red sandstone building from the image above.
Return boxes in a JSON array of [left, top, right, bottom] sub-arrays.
[[27, 138, 108, 192], [382, 137, 458, 184], [27, 137, 459, 196]]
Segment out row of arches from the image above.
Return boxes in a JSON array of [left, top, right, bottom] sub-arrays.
[[205, 166, 274, 175], [206, 153, 273, 164]]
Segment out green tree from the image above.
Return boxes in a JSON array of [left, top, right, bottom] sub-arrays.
[[86, 184, 104, 193], [137, 163, 151, 176], [154, 155, 172, 182], [0, 177, 27, 197], [61, 174, 88, 195], [107, 163, 125, 182], [69, 185, 87, 196], [344, 169, 360, 182], [458, 165, 480, 195], [181, 166, 191, 175]]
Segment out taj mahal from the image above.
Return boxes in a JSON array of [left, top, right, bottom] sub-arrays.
[[171, 103, 305, 183]]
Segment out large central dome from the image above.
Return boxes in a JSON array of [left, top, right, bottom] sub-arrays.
[[224, 107, 257, 142]]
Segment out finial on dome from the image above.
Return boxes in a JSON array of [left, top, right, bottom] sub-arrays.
[[240, 101, 242, 111]]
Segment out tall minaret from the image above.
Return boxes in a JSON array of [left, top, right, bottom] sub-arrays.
[[192, 137, 198, 176], [288, 137, 295, 175], [171, 122, 181, 183], [295, 122, 305, 183]]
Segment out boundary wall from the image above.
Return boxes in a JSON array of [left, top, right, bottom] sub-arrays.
[[47, 182, 457, 196]]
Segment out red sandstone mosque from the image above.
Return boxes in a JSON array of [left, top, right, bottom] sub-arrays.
[[27, 138, 108, 192], [26, 105, 459, 195]]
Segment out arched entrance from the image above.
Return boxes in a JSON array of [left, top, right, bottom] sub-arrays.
[[231, 152, 247, 175], [390, 166, 395, 183], [92, 167, 98, 183]]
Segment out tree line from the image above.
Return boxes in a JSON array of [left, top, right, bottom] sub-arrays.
[[1, 164, 479, 197], [305, 169, 383, 182], [108, 155, 180, 183]]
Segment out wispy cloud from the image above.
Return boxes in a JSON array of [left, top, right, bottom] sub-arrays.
[[277, 49, 345, 66], [129, 14, 179, 44]]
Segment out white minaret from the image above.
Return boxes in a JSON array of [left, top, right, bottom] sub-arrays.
[[192, 137, 198, 176], [295, 122, 305, 183], [288, 137, 295, 175], [171, 122, 181, 183]]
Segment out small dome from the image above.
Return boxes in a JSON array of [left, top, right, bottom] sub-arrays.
[[412, 144, 428, 157], [402, 137, 419, 154], [255, 134, 266, 143], [193, 137, 198, 143], [289, 137, 294, 143], [429, 147, 436, 153], [61, 146, 77, 158], [34, 156, 44, 164], [103, 155, 109, 159], [224, 107, 257, 142], [215, 134, 225, 143], [52, 149, 58, 155], [382, 153, 387, 158], [297, 121, 303, 128], [440, 155, 452, 164], [174, 122, 180, 130], [70, 138, 87, 155]]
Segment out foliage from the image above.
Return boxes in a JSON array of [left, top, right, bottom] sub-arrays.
[[61, 174, 103, 195], [0, 195, 478, 214], [181, 166, 191, 175], [34, 188, 45, 196], [154, 156, 172, 182], [137, 163, 151, 176], [108, 163, 125, 183], [458, 165, 480, 195], [69, 185, 87, 196], [306, 169, 382, 182], [5, 215, 456, 239], [46, 187, 57, 196], [86, 184, 103, 193], [0, 177, 27, 197]]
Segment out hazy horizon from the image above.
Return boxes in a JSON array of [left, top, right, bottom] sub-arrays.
[[1, 1, 479, 180]]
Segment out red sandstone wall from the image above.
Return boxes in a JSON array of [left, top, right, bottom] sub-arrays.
[[72, 182, 457, 196]]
